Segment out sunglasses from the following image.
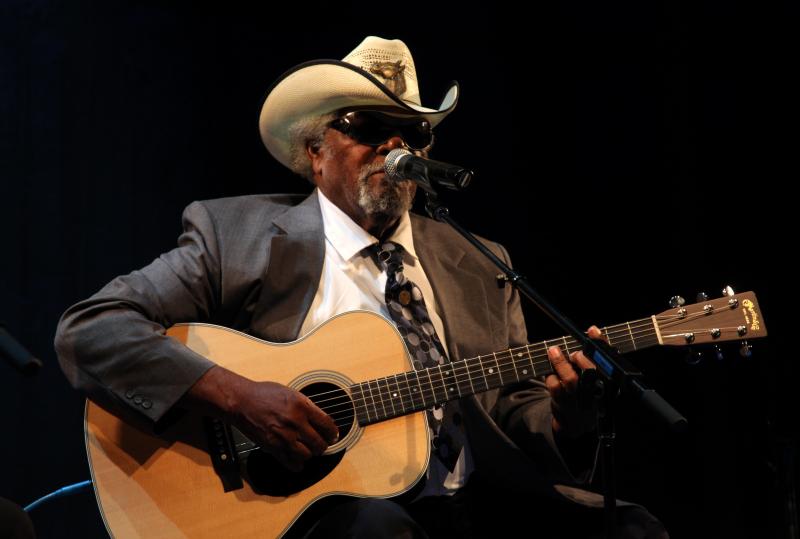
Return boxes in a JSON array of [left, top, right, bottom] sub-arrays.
[[329, 111, 434, 151]]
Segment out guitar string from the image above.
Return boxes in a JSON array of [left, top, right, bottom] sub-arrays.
[[301, 311, 745, 420], [297, 306, 741, 414], [230, 306, 750, 452], [312, 325, 746, 423]]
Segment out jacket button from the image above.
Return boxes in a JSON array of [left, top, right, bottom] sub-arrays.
[[133, 395, 143, 404], [142, 400, 152, 409], [125, 390, 135, 399]]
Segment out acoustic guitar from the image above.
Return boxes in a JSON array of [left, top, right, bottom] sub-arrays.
[[85, 291, 766, 537]]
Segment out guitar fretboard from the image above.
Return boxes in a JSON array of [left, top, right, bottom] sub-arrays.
[[350, 318, 658, 425]]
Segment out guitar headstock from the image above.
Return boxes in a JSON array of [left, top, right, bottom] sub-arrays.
[[653, 290, 767, 347]]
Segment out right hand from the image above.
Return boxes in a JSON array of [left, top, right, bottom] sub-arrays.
[[187, 366, 339, 472], [232, 380, 340, 472]]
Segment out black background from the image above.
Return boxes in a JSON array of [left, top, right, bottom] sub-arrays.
[[1, 1, 793, 537]]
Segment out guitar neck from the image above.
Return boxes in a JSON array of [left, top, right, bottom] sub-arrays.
[[350, 317, 658, 426], [350, 290, 767, 426]]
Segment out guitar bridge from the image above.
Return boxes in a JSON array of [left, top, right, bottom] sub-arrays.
[[203, 417, 244, 492]]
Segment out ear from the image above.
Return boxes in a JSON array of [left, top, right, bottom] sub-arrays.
[[306, 139, 324, 178]]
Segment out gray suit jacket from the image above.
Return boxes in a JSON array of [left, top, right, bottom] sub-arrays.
[[55, 191, 604, 506]]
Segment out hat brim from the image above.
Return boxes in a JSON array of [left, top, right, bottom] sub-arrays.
[[259, 59, 458, 169]]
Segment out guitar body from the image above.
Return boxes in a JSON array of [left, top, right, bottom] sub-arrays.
[[86, 311, 430, 538]]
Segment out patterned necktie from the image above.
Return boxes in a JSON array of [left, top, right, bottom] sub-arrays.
[[373, 241, 463, 472]]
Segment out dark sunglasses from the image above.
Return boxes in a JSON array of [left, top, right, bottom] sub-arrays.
[[329, 111, 434, 151]]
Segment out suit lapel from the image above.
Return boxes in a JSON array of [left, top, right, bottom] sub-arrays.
[[411, 215, 497, 361], [252, 191, 324, 342]]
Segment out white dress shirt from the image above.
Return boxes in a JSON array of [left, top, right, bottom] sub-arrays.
[[299, 189, 473, 497]]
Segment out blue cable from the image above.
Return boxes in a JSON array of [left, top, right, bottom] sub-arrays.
[[23, 480, 92, 512]]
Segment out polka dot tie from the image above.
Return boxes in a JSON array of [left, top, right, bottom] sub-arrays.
[[373, 241, 463, 472]]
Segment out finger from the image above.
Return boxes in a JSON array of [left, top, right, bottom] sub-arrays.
[[291, 439, 313, 462], [548, 346, 579, 388], [545, 374, 564, 398], [304, 397, 340, 444], [297, 424, 331, 456], [587, 325, 603, 340], [569, 350, 597, 371]]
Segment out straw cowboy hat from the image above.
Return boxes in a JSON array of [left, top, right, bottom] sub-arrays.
[[258, 36, 459, 169]]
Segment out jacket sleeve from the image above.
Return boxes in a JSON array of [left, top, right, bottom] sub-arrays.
[[54, 201, 221, 426]]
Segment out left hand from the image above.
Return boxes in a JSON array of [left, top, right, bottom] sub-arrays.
[[545, 325, 603, 439]]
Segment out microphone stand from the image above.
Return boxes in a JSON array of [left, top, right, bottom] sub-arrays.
[[418, 185, 686, 539]]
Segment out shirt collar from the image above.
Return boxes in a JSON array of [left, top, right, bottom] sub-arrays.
[[316, 189, 418, 262]]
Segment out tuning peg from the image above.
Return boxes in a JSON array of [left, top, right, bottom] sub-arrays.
[[722, 285, 735, 297], [669, 296, 686, 308], [739, 340, 753, 358], [696, 292, 709, 303]]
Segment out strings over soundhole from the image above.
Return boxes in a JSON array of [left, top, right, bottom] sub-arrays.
[[302, 382, 356, 443], [240, 382, 353, 497]]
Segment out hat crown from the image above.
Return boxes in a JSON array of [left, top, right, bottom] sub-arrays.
[[258, 36, 457, 171], [341, 36, 421, 106]]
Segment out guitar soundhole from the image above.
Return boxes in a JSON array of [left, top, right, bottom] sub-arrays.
[[301, 382, 356, 442], [243, 382, 352, 497]]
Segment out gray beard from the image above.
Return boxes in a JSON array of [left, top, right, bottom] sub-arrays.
[[356, 162, 414, 217]]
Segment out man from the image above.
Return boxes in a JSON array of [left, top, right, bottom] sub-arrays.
[[55, 36, 666, 537]]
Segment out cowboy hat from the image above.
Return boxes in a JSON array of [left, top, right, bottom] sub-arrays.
[[259, 36, 459, 169]]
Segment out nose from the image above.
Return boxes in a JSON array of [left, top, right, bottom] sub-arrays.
[[375, 135, 406, 156]]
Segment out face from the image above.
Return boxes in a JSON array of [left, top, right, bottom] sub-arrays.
[[307, 124, 419, 236]]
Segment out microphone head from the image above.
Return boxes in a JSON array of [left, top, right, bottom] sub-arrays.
[[384, 148, 412, 180]]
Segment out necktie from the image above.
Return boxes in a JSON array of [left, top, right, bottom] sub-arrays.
[[373, 241, 463, 472]]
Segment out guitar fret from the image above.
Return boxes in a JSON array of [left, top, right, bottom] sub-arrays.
[[482, 353, 499, 388], [468, 356, 489, 393], [368, 379, 387, 420], [538, 345, 554, 377], [367, 380, 381, 421], [387, 375, 403, 415], [451, 362, 470, 397], [626, 322, 636, 351], [493, 352, 504, 386], [405, 371, 424, 411], [508, 348, 531, 382], [396, 373, 412, 414], [507, 347, 518, 379], [379, 377, 397, 417], [441, 364, 460, 400], [462, 360, 476, 395], [499, 351, 510, 380], [352, 383, 369, 424], [400, 372, 413, 412], [518, 346, 533, 378], [420, 367, 436, 408]]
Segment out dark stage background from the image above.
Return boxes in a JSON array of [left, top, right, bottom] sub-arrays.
[[1, 1, 792, 537]]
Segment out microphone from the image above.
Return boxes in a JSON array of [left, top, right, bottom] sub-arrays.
[[384, 149, 473, 191], [0, 325, 42, 376]]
